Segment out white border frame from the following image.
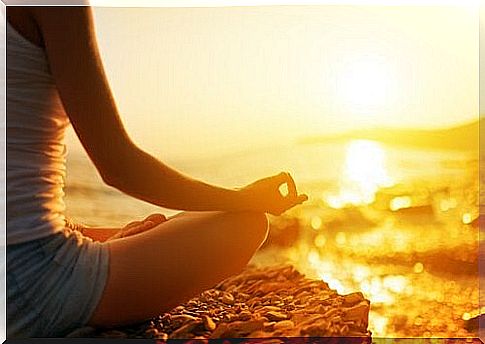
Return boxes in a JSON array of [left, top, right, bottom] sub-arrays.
[[1, 1, 480, 342]]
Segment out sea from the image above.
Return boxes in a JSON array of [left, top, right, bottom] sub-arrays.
[[64, 139, 479, 338]]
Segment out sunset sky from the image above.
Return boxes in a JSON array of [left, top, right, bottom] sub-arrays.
[[66, 3, 478, 160]]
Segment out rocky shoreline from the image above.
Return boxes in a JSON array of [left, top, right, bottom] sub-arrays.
[[82, 265, 371, 341]]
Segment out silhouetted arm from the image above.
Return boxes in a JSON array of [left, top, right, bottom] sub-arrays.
[[30, 6, 306, 215]]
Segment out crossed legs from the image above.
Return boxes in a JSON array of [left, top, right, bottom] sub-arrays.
[[87, 210, 268, 327]]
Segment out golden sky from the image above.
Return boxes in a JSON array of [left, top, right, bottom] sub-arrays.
[[66, 4, 478, 159]]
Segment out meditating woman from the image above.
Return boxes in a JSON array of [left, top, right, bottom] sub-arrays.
[[6, 5, 307, 338]]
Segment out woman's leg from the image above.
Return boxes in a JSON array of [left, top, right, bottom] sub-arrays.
[[87, 210, 268, 328]]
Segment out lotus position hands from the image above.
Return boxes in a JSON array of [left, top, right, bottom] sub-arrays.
[[239, 172, 308, 215]]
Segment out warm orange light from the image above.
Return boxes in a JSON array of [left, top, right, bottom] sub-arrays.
[[325, 140, 394, 208], [390, 196, 412, 211], [462, 213, 473, 224], [413, 262, 424, 273], [311, 216, 322, 230], [314, 234, 326, 247]]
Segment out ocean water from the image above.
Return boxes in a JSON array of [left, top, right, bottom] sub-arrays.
[[64, 139, 479, 337], [64, 140, 475, 225]]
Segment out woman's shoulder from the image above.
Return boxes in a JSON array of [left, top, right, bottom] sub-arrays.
[[7, 3, 93, 50], [7, 7, 44, 49]]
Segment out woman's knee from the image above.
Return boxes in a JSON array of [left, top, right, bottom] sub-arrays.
[[249, 211, 269, 244], [146, 210, 268, 255], [228, 211, 269, 248]]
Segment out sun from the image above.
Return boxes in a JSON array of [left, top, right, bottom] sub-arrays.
[[337, 56, 393, 116]]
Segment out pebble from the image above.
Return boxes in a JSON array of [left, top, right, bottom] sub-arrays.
[[90, 264, 371, 340], [342, 292, 365, 307], [266, 311, 288, 322], [273, 320, 295, 330], [211, 319, 265, 338], [202, 315, 216, 331], [222, 292, 235, 305], [238, 311, 252, 321], [169, 320, 201, 339], [344, 302, 370, 322]]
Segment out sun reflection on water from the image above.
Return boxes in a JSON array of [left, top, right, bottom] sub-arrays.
[[326, 140, 394, 208], [260, 138, 479, 337], [305, 247, 410, 305]]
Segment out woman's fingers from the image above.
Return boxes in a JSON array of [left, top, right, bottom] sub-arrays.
[[127, 213, 166, 227], [247, 172, 306, 215], [285, 193, 308, 208], [122, 213, 167, 235], [130, 220, 155, 235], [144, 213, 167, 224], [124, 220, 142, 229], [271, 172, 288, 187], [271, 171, 307, 209], [285, 172, 297, 199], [274, 171, 298, 202], [271, 172, 296, 196], [122, 220, 157, 237], [277, 193, 308, 215], [143, 220, 155, 228], [296, 194, 308, 204]]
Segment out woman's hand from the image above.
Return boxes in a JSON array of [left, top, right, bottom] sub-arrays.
[[239, 172, 308, 216], [108, 213, 168, 241]]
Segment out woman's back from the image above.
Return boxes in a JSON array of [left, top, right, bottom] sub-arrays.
[[7, 18, 70, 245]]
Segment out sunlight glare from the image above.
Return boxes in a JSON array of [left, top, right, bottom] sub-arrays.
[[390, 196, 412, 211], [462, 213, 473, 224], [413, 262, 424, 273], [318, 272, 347, 294], [335, 232, 347, 246], [314, 234, 327, 247], [369, 311, 389, 337], [326, 140, 394, 207], [353, 265, 370, 282], [311, 216, 322, 230], [337, 57, 392, 116], [383, 275, 408, 293], [440, 198, 457, 212]]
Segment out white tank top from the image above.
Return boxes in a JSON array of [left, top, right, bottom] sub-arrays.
[[7, 20, 70, 245]]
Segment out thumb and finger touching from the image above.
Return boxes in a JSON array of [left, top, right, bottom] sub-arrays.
[[285, 172, 298, 199], [277, 172, 305, 201], [269, 171, 308, 213]]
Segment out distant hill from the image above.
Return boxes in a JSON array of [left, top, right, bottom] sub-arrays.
[[300, 120, 480, 151]]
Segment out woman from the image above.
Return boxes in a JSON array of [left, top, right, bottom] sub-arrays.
[[6, 5, 308, 338]]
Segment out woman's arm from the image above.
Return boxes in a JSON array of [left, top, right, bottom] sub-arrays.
[[30, 7, 306, 215]]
